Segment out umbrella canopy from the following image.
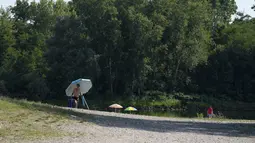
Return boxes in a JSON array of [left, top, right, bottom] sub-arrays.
[[65, 79, 92, 96], [109, 104, 123, 109], [124, 107, 137, 111]]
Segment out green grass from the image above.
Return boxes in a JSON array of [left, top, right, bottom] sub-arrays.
[[133, 98, 181, 108], [125, 96, 182, 109], [0, 97, 72, 141]]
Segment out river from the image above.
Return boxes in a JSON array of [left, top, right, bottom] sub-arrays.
[[135, 110, 255, 120]]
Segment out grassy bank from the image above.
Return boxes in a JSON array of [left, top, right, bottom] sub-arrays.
[[0, 97, 85, 142]]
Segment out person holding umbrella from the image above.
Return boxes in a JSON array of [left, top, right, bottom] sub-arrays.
[[72, 84, 81, 108], [66, 79, 92, 109]]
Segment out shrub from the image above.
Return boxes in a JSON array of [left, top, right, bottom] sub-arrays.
[[152, 99, 181, 107], [26, 77, 49, 101], [173, 92, 195, 101], [144, 90, 167, 100], [22, 72, 50, 101], [196, 113, 204, 118], [214, 111, 226, 119], [0, 80, 8, 95]]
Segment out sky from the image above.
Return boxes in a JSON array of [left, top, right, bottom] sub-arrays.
[[235, 0, 255, 17], [0, 0, 255, 17]]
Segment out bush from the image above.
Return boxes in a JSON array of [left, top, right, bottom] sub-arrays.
[[196, 113, 204, 118], [26, 77, 50, 101], [214, 111, 226, 119], [22, 72, 50, 101], [152, 99, 181, 107], [133, 91, 182, 109], [0, 80, 8, 95], [144, 91, 168, 100], [186, 101, 209, 115], [173, 93, 196, 101]]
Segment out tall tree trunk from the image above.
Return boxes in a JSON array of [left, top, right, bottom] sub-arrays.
[[173, 58, 181, 90], [109, 57, 113, 96], [132, 69, 135, 92], [211, 0, 217, 50]]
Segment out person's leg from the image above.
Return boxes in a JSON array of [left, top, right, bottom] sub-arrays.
[[74, 99, 78, 108], [76, 99, 79, 108]]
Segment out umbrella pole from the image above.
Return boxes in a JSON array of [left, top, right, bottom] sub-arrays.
[[83, 96, 90, 110]]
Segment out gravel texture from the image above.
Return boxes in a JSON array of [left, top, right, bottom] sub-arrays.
[[6, 107, 255, 143]]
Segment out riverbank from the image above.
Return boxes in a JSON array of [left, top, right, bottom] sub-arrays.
[[44, 93, 255, 120], [0, 97, 255, 143], [47, 93, 255, 110]]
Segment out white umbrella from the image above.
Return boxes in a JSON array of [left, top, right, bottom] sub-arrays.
[[65, 78, 92, 97], [109, 104, 123, 112], [109, 104, 123, 109]]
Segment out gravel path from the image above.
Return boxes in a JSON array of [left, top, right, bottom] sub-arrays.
[[17, 107, 255, 143]]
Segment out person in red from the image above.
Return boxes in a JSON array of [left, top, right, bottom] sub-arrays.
[[207, 106, 213, 118]]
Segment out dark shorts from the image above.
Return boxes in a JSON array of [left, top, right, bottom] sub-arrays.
[[72, 96, 78, 101]]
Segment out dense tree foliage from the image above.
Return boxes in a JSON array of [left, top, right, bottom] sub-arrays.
[[0, 0, 254, 103]]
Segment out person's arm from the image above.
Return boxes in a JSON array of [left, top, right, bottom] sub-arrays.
[[79, 88, 81, 96]]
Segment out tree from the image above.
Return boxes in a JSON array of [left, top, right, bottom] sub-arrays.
[[143, 0, 212, 92], [0, 0, 72, 100], [73, 0, 122, 97], [1, 0, 254, 103], [46, 16, 99, 99], [0, 8, 15, 64], [194, 17, 255, 102]]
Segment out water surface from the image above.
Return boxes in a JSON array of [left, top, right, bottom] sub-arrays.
[[134, 110, 255, 120]]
